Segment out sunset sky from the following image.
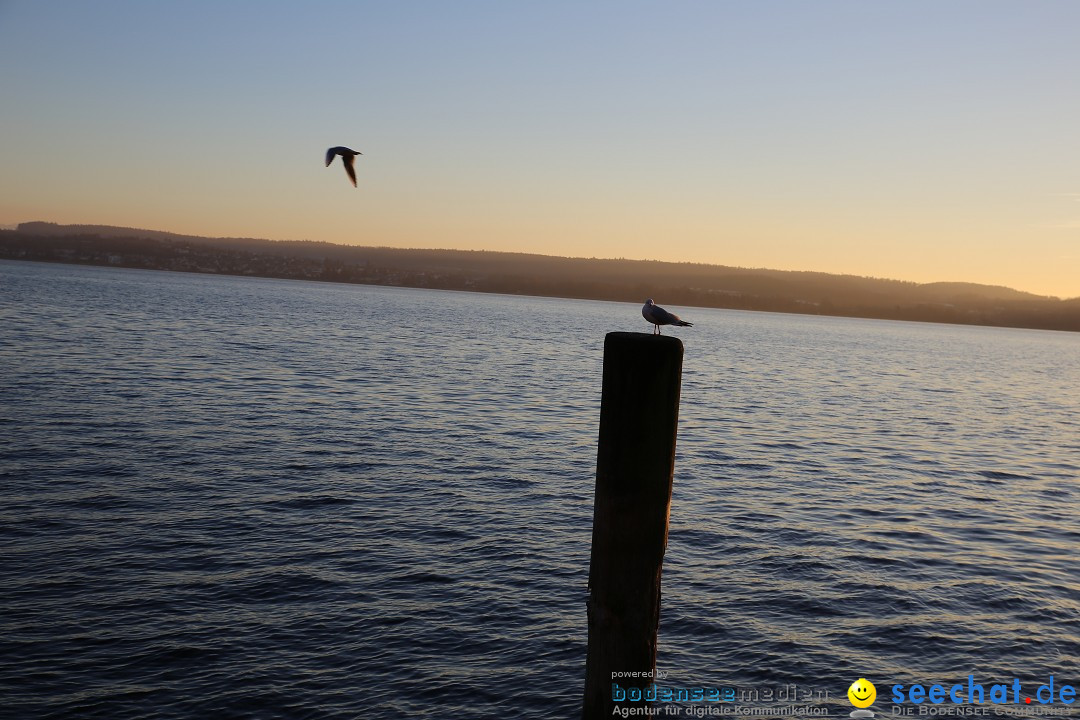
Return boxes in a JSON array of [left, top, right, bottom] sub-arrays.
[[2, 1, 1078, 298]]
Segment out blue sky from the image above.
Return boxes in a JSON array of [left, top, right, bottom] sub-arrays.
[[2, 1, 1078, 297]]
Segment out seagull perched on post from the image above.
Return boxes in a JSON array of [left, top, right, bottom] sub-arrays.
[[642, 299, 693, 335], [325, 146, 362, 187]]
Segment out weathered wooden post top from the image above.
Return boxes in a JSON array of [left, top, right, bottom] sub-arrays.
[[582, 331, 684, 719]]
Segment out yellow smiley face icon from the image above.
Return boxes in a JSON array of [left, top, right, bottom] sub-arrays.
[[848, 678, 876, 708]]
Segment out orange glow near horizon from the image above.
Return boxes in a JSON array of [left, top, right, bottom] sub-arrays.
[[2, 3, 1078, 299]]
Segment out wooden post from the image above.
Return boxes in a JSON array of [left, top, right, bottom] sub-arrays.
[[582, 331, 684, 719]]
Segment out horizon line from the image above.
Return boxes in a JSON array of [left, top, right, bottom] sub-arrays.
[[6, 219, 1074, 301]]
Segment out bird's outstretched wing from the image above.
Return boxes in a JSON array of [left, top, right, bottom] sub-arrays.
[[343, 154, 357, 187], [325, 147, 337, 167]]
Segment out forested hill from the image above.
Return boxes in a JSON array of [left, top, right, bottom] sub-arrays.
[[4, 221, 1078, 331]]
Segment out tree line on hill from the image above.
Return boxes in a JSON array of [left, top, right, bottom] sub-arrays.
[[3, 221, 1078, 332]]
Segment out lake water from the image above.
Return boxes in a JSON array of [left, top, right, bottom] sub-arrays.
[[1, 260, 1078, 719]]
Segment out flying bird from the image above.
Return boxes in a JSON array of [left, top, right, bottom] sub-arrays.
[[325, 146, 362, 187], [642, 299, 693, 335]]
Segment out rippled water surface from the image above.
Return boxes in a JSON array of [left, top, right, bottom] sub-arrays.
[[2, 261, 1079, 718]]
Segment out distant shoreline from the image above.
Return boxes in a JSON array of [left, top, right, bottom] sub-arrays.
[[3, 222, 1078, 332]]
